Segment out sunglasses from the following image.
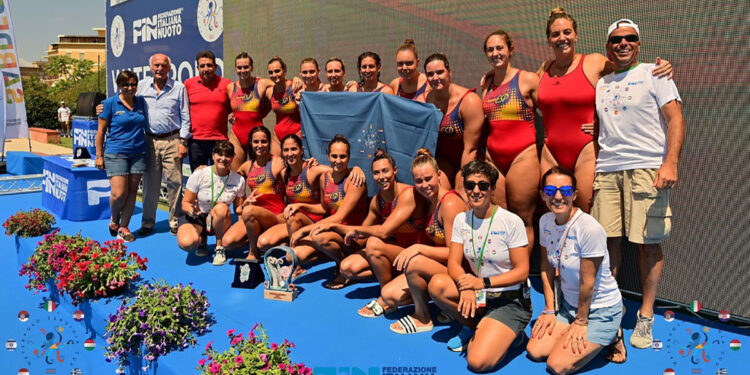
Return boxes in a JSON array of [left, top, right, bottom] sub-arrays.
[[543, 185, 575, 197], [464, 181, 491, 192], [608, 34, 639, 44]]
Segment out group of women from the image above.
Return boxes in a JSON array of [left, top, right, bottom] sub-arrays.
[[94, 7, 673, 373]]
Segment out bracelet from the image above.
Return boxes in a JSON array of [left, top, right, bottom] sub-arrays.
[[541, 309, 556, 315], [573, 318, 588, 326]]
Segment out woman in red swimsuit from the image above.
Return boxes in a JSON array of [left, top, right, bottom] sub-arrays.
[[348, 52, 394, 94], [478, 29, 540, 257], [226, 52, 274, 170], [222, 126, 286, 260], [299, 57, 326, 93], [322, 57, 356, 92], [388, 39, 429, 100], [265, 57, 303, 144], [537, 8, 672, 212], [420, 53, 484, 188]]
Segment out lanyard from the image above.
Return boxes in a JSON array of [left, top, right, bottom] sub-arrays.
[[555, 209, 581, 275], [471, 205, 496, 275], [210, 168, 229, 208]]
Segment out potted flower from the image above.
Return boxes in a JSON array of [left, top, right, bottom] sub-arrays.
[[19, 231, 92, 293], [197, 324, 311, 375], [105, 280, 211, 372], [3, 208, 56, 237]]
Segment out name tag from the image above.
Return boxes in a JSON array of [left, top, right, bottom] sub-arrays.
[[475, 289, 486, 308]]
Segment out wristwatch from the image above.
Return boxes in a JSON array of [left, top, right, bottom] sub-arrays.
[[483, 277, 491, 289]]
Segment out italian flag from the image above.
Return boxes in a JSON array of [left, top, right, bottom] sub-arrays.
[[84, 339, 96, 351], [45, 300, 56, 312], [690, 300, 701, 312], [663, 369, 675, 375], [730, 339, 741, 351], [18, 369, 29, 375]]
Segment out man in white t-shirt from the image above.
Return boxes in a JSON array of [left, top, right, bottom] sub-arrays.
[[57, 101, 71, 137], [592, 19, 686, 349]]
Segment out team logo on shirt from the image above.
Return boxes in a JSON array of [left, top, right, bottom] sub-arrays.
[[292, 183, 303, 193], [328, 192, 342, 202], [254, 174, 267, 184]]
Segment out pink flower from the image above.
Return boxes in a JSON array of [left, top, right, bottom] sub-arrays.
[[198, 359, 206, 367], [279, 363, 286, 371], [234, 355, 243, 365], [230, 334, 243, 346], [209, 362, 221, 374], [259, 353, 267, 362], [270, 342, 278, 351], [226, 328, 235, 336], [205, 341, 213, 351]]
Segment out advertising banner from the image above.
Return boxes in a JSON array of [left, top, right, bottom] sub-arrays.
[[106, 0, 224, 96], [0, 0, 29, 153]]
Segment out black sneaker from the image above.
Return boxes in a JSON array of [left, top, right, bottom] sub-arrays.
[[138, 226, 153, 236]]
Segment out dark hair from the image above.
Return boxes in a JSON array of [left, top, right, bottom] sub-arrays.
[[397, 39, 419, 59], [196, 50, 216, 64], [546, 7, 578, 38], [423, 53, 450, 72], [268, 56, 287, 71], [357, 51, 382, 84], [483, 29, 514, 54], [212, 140, 235, 157], [235, 51, 254, 68], [461, 160, 499, 187], [326, 134, 350, 156], [280, 133, 304, 188], [246, 126, 271, 162], [372, 148, 396, 169], [325, 57, 345, 72], [411, 147, 438, 172], [541, 166, 577, 189], [115, 70, 138, 87], [300, 57, 319, 70]]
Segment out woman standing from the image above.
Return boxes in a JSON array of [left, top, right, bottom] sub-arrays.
[[526, 166, 625, 373], [267, 57, 303, 143], [348, 52, 394, 94], [96, 70, 148, 243], [424, 160, 531, 372], [226, 52, 274, 169], [177, 141, 246, 266], [389, 39, 429, 100], [222, 126, 286, 260], [322, 57, 356, 92], [420, 53, 484, 187], [299, 57, 326, 93]]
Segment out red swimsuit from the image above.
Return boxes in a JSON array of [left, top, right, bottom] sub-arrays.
[[435, 89, 475, 167], [245, 158, 285, 215], [396, 78, 428, 100], [321, 171, 368, 225], [272, 84, 301, 142], [229, 79, 271, 148], [538, 54, 595, 171]]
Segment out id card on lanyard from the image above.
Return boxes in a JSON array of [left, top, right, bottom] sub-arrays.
[[472, 206, 496, 308]]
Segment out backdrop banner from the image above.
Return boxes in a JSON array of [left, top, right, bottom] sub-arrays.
[[0, 1, 29, 155], [300, 92, 442, 194]]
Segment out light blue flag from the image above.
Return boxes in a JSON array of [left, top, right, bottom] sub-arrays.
[[300, 92, 442, 194]]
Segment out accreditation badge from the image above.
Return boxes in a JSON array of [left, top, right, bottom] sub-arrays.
[[475, 289, 487, 308]]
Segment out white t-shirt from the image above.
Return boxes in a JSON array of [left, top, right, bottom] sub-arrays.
[[58, 106, 71, 122], [185, 167, 246, 213], [540, 210, 622, 309], [451, 207, 528, 292], [595, 63, 682, 172]]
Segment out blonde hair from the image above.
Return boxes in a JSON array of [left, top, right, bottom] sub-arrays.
[[411, 148, 439, 172], [546, 7, 578, 38]]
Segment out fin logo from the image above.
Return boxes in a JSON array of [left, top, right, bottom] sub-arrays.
[[133, 8, 183, 44], [87, 179, 110, 206]]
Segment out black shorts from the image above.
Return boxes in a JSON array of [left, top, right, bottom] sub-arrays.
[[478, 295, 532, 335], [178, 213, 212, 235]]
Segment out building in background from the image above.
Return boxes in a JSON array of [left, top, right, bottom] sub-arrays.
[[45, 27, 106, 64]]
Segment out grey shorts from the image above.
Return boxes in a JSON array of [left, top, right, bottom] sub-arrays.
[[479, 295, 532, 336], [103, 152, 147, 177], [556, 298, 623, 346]]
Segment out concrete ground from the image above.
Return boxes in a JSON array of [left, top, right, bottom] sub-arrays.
[[4, 137, 72, 156]]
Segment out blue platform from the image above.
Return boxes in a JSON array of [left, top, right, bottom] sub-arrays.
[[0, 192, 746, 374], [6, 151, 44, 175]]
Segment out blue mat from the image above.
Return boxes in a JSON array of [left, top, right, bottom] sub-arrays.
[[0, 192, 746, 374]]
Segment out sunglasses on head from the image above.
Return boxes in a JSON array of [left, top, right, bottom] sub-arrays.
[[608, 34, 639, 44], [543, 185, 575, 197], [464, 181, 491, 192]]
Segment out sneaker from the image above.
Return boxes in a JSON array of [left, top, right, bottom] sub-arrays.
[[195, 246, 210, 257], [117, 227, 135, 242], [212, 246, 227, 266], [170, 226, 178, 235], [137, 226, 153, 236], [630, 310, 654, 349], [447, 326, 474, 352]]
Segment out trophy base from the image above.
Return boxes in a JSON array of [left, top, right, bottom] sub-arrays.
[[264, 288, 297, 302]]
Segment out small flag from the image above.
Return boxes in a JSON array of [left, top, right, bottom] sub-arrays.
[[71, 369, 83, 375], [690, 300, 701, 313], [45, 300, 56, 312], [84, 339, 95, 351], [730, 339, 741, 351], [73, 310, 85, 321], [718, 310, 730, 323], [663, 369, 675, 375], [18, 369, 30, 375], [716, 368, 728, 375], [18, 310, 29, 322], [664, 310, 675, 322], [6, 339, 17, 351], [652, 339, 663, 351]]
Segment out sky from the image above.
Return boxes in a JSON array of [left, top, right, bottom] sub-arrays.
[[8, 0, 105, 66]]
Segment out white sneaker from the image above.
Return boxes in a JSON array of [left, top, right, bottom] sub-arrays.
[[630, 310, 654, 349], [212, 246, 227, 266]]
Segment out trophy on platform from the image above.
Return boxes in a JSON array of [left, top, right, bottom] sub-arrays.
[[231, 257, 264, 289], [263, 246, 299, 302]]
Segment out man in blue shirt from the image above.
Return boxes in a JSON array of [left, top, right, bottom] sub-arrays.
[[137, 53, 192, 235]]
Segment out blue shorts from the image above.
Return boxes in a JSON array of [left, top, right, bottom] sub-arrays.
[[103, 152, 147, 177], [556, 298, 622, 346]]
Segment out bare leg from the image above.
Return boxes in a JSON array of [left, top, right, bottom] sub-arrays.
[[467, 318, 519, 372], [573, 143, 595, 213], [364, 237, 404, 287], [526, 321, 569, 361], [210, 203, 231, 247], [119, 174, 142, 228], [340, 251, 373, 280], [177, 223, 204, 251], [233, 205, 283, 259], [108, 175, 128, 226], [545, 328, 604, 375], [403, 255, 446, 325], [505, 146, 539, 256], [428, 273, 475, 328], [607, 237, 622, 279], [257, 223, 291, 253], [637, 243, 664, 317]]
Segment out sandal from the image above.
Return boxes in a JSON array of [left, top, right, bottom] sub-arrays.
[[109, 221, 119, 236], [323, 277, 357, 290], [117, 227, 135, 243], [606, 327, 627, 364], [358, 300, 397, 318], [390, 315, 433, 335]]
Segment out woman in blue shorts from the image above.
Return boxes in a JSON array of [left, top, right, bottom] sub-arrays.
[[526, 166, 625, 373], [96, 70, 147, 242]]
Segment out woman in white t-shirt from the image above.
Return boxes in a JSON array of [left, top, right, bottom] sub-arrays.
[[526, 166, 625, 373], [178, 141, 246, 266], [424, 160, 531, 372]]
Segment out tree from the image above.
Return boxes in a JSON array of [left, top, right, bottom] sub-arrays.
[[22, 76, 57, 129], [44, 56, 94, 85]]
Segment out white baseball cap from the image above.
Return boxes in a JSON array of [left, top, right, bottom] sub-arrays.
[[607, 19, 640, 38]]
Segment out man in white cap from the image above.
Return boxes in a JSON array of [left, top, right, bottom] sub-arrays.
[[57, 101, 71, 137], [592, 19, 686, 349]]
